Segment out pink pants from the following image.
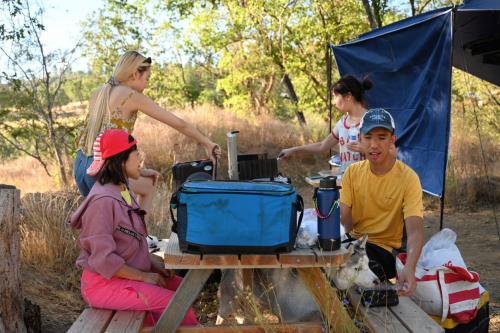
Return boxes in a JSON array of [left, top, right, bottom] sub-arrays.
[[81, 269, 198, 326]]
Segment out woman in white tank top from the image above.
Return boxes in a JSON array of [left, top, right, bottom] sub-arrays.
[[278, 75, 373, 175]]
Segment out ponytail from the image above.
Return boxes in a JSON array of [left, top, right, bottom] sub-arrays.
[[332, 75, 373, 105], [83, 84, 112, 155]]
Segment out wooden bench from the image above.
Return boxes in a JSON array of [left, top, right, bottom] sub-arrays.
[[347, 288, 444, 333], [67, 308, 324, 333], [67, 308, 147, 333]]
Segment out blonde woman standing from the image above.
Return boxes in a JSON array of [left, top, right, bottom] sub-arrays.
[[74, 51, 220, 217]]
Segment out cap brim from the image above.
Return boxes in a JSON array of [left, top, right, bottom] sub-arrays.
[[360, 124, 394, 135], [86, 160, 105, 177]]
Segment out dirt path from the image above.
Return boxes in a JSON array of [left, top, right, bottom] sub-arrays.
[[23, 208, 499, 332]]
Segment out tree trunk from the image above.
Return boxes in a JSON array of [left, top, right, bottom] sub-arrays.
[[409, 0, 417, 16], [47, 123, 68, 186], [282, 74, 307, 127], [361, 0, 378, 30], [0, 185, 28, 333]]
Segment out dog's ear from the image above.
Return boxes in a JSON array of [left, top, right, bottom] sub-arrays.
[[346, 243, 355, 256], [357, 234, 368, 250]]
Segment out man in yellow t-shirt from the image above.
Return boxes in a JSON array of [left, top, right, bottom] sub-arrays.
[[340, 108, 424, 296]]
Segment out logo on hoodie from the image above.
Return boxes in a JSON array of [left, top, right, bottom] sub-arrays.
[[116, 225, 142, 240]]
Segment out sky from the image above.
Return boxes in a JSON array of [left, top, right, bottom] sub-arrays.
[[40, 0, 103, 70], [15, 0, 424, 72]]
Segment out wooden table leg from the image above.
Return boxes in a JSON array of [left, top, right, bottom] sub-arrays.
[[242, 269, 253, 292], [297, 267, 359, 333], [153, 269, 213, 333]]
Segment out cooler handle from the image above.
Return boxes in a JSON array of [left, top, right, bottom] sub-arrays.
[[294, 195, 304, 243], [169, 192, 179, 233]]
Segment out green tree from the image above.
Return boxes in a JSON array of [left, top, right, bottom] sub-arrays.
[[81, 0, 221, 109], [81, 0, 154, 83], [161, 0, 370, 123], [0, 0, 80, 185]]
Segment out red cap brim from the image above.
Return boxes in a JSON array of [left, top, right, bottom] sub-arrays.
[[86, 159, 105, 177]]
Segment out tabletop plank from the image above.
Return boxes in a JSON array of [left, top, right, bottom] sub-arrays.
[[312, 247, 349, 268], [240, 254, 280, 266], [161, 234, 348, 269], [279, 248, 317, 267], [201, 254, 239, 266], [162, 236, 201, 266]]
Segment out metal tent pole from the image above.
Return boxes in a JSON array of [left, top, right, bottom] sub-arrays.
[[440, 7, 456, 230], [227, 131, 239, 180], [326, 42, 333, 161]]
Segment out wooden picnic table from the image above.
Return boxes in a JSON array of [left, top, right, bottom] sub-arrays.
[[67, 233, 445, 333], [152, 233, 356, 333]]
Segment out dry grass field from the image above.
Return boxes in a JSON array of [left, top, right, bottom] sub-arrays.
[[1, 105, 498, 332]]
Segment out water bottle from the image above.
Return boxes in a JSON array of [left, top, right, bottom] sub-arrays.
[[315, 176, 341, 251], [348, 126, 360, 162]]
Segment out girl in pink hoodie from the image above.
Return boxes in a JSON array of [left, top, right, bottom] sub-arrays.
[[69, 129, 198, 326]]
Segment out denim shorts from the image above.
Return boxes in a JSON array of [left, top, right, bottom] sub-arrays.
[[74, 149, 96, 196]]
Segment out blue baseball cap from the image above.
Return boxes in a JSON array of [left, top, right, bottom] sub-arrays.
[[360, 108, 396, 135]]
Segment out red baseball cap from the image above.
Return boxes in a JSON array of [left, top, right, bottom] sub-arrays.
[[86, 129, 137, 176]]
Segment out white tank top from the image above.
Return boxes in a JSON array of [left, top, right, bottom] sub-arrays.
[[332, 115, 366, 174]]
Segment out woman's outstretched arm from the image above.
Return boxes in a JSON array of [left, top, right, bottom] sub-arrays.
[[130, 92, 220, 160]]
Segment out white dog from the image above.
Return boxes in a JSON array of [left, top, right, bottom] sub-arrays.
[[327, 234, 379, 290], [216, 234, 379, 325]]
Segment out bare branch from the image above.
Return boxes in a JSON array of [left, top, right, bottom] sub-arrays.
[[0, 131, 52, 176], [51, 39, 84, 102], [0, 46, 37, 92], [485, 87, 500, 107], [416, 0, 434, 14]]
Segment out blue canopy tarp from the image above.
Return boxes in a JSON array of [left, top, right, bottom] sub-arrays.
[[332, 0, 499, 197], [332, 8, 453, 197]]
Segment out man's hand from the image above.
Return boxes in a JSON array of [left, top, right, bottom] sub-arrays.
[[399, 216, 424, 296], [397, 266, 416, 296]]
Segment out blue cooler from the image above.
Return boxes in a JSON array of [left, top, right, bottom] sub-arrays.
[[170, 180, 304, 254]]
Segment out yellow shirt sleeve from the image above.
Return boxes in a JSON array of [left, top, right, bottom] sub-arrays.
[[403, 170, 423, 219], [340, 166, 353, 207]]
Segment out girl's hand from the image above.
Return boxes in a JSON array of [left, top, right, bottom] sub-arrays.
[[346, 141, 364, 153], [150, 254, 176, 280], [159, 269, 176, 279], [142, 272, 167, 288], [151, 264, 175, 280], [140, 168, 161, 186]]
